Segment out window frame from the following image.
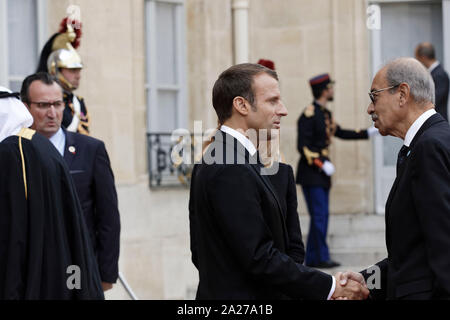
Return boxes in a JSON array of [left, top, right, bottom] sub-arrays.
[[0, 0, 47, 89], [145, 0, 187, 133]]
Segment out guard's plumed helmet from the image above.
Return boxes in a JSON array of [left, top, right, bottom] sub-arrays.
[[36, 18, 83, 91]]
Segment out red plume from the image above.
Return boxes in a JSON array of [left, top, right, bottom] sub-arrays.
[[58, 17, 82, 49], [257, 59, 275, 70]]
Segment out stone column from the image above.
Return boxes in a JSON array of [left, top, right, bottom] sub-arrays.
[[232, 0, 249, 64]]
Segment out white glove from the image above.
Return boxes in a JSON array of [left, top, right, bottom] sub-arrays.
[[367, 126, 379, 137], [322, 160, 335, 176]]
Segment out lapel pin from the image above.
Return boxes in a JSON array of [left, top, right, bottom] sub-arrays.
[[407, 150, 411, 157], [68, 146, 76, 154]]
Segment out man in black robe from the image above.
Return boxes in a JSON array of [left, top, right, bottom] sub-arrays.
[[0, 87, 103, 299]]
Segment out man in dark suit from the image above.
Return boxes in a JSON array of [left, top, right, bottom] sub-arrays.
[[343, 57, 450, 299], [189, 63, 369, 300], [415, 42, 449, 121], [20, 72, 121, 292]]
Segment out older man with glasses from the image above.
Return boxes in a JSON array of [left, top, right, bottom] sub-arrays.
[[342, 57, 450, 300]]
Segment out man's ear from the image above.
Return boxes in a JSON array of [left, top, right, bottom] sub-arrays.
[[232, 96, 249, 116], [398, 83, 410, 106]]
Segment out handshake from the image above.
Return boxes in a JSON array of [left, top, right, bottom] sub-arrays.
[[331, 271, 370, 300]]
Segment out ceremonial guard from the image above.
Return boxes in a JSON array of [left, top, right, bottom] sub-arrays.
[[36, 18, 90, 134], [296, 73, 377, 268]]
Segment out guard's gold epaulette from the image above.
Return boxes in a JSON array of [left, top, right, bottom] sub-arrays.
[[16, 127, 36, 140], [77, 95, 84, 101], [303, 105, 315, 118]]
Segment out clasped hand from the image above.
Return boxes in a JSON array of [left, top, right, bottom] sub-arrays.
[[331, 271, 370, 300]]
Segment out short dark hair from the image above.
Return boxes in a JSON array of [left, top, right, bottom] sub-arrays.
[[416, 43, 436, 60], [20, 72, 61, 103], [212, 63, 278, 124]]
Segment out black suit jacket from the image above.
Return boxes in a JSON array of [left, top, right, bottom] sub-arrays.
[[431, 64, 449, 122], [189, 130, 332, 300], [362, 113, 450, 300], [267, 163, 305, 264], [64, 130, 121, 283]]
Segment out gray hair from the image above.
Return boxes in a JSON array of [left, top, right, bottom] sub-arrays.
[[385, 57, 435, 105]]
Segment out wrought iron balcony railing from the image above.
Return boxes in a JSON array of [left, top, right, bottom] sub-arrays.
[[146, 132, 194, 188]]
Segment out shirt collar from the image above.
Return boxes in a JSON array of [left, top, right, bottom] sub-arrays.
[[404, 109, 436, 147], [220, 125, 257, 156], [49, 127, 66, 156], [428, 61, 439, 73]]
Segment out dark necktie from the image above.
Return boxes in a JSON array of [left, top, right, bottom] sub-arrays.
[[396, 145, 410, 174]]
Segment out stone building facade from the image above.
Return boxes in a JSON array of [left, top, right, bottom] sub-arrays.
[[6, 0, 446, 299]]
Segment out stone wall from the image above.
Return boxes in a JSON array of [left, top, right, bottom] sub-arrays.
[[247, 0, 374, 215]]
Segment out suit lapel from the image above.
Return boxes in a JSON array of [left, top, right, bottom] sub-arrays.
[[222, 131, 285, 221], [249, 164, 283, 216], [220, 131, 289, 246], [63, 130, 77, 168]]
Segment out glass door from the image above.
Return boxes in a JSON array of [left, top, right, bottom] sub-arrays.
[[370, 0, 444, 214]]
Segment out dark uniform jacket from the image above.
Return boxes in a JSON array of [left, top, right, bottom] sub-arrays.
[[62, 91, 90, 135], [296, 101, 368, 188], [64, 130, 121, 284], [431, 64, 449, 122], [0, 129, 104, 299], [361, 113, 450, 300], [189, 130, 332, 300]]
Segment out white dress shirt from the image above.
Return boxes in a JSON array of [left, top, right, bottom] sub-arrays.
[[220, 124, 336, 299], [404, 109, 436, 147], [220, 125, 257, 156], [49, 127, 66, 156]]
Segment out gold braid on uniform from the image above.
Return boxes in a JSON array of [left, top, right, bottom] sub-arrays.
[[16, 128, 36, 200], [324, 112, 336, 145], [77, 96, 90, 135], [77, 112, 90, 135], [303, 146, 320, 166], [18, 136, 28, 200], [66, 96, 91, 135]]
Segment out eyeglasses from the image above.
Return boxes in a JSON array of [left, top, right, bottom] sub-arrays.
[[368, 84, 400, 104], [29, 100, 65, 110]]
